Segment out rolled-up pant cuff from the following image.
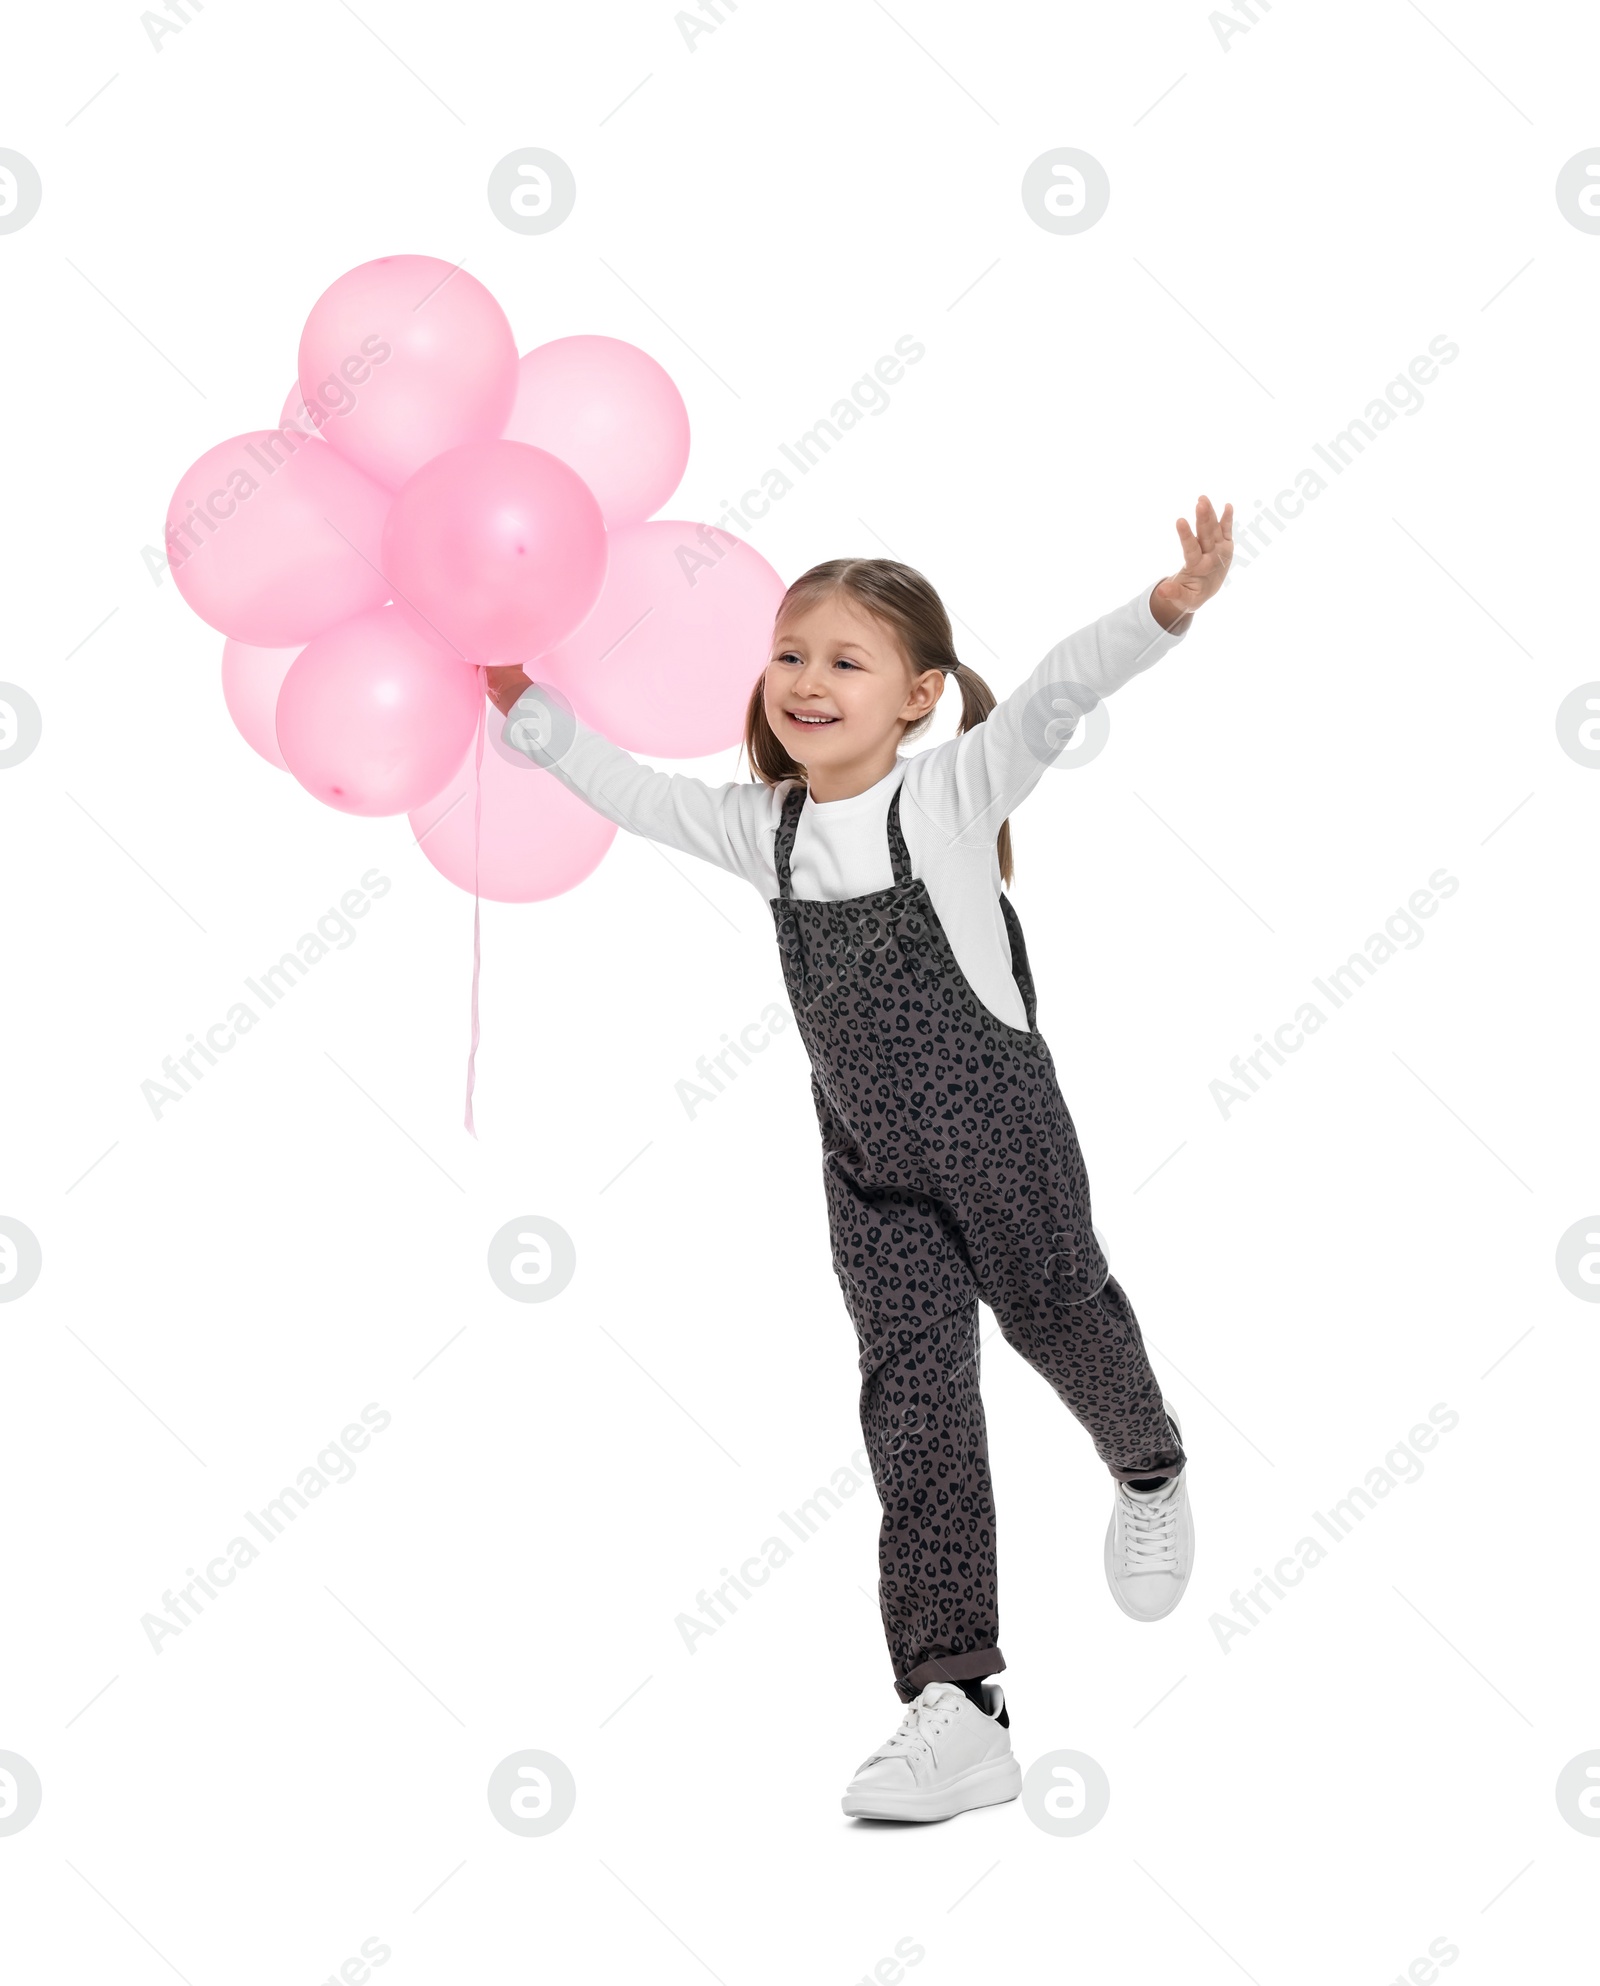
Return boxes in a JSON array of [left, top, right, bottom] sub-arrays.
[[896, 1646, 1006, 1703], [1107, 1416, 1187, 1484], [1108, 1457, 1185, 1483]]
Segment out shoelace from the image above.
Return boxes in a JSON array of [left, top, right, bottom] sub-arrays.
[[1118, 1476, 1181, 1572], [861, 1684, 965, 1772]]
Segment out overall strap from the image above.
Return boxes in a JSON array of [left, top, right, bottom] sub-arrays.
[[886, 777, 913, 887], [773, 781, 806, 900]]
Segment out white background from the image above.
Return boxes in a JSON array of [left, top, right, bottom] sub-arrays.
[[2, 1, 1597, 1980]]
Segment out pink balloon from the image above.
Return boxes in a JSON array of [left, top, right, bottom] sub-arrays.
[[275, 605, 482, 817], [221, 637, 303, 769], [298, 256, 519, 492], [382, 441, 607, 667], [409, 706, 617, 902], [165, 429, 392, 646], [537, 520, 786, 756], [502, 336, 690, 529], [278, 381, 325, 441]]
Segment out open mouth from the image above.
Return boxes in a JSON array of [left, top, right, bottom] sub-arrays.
[[786, 712, 839, 727]]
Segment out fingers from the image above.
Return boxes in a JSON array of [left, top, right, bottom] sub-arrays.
[[1191, 495, 1234, 556], [1176, 495, 1234, 574]]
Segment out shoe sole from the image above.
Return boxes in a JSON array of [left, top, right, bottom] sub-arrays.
[[1104, 1408, 1193, 1622], [841, 1751, 1022, 1823]]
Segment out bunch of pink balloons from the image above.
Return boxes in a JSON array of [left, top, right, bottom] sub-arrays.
[[169, 254, 786, 901]]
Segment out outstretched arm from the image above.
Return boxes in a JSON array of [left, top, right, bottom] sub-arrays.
[[491, 673, 780, 886], [906, 496, 1233, 852]]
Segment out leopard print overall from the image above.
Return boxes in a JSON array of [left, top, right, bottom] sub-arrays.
[[771, 775, 1185, 1700]]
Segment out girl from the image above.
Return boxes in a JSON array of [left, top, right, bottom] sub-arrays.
[[488, 495, 1233, 1823]]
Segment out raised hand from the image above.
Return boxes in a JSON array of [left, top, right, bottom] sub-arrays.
[[1150, 495, 1233, 629]]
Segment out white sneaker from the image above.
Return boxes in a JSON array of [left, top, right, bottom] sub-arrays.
[[1104, 1410, 1193, 1621], [841, 1681, 1022, 1822]]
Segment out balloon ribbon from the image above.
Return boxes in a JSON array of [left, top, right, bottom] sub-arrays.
[[463, 672, 487, 1138]]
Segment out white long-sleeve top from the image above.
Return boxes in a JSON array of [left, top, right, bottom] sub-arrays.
[[512, 581, 1191, 1030]]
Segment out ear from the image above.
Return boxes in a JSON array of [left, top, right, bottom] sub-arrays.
[[903, 670, 945, 722]]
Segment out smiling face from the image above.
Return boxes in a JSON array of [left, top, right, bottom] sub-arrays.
[[762, 588, 944, 796]]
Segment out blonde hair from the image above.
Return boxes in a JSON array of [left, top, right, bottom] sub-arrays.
[[740, 557, 1014, 885]]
